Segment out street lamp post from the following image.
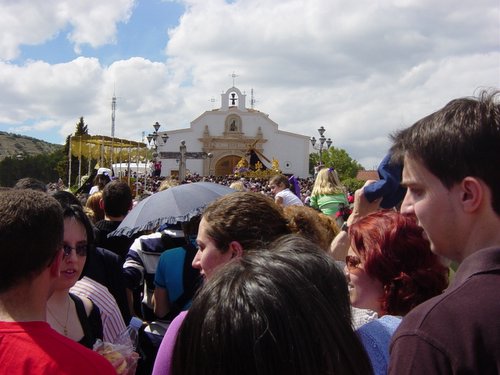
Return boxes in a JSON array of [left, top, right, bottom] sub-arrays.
[[310, 126, 332, 167], [207, 152, 214, 176], [144, 121, 168, 192], [179, 140, 187, 182], [147, 121, 168, 159], [147, 121, 168, 176]]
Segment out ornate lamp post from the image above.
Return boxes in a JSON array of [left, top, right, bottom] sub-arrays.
[[310, 126, 332, 167], [207, 152, 214, 176], [178, 140, 187, 182], [147, 121, 168, 177], [147, 121, 169, 160]]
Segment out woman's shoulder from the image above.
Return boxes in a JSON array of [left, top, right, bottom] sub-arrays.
[[315, 192, 346, 200], [357, 315, 402, 338], [70, 293, 95, 316]]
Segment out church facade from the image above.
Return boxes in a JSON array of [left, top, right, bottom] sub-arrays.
[[156, 86, 311, 178]]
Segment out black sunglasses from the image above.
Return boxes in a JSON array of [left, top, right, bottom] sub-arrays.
[[62, 243, 89, 257]]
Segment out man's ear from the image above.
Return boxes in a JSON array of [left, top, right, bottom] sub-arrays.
[[228, 241, 244, 259], [49, 250, 63, 278], [460, 177, 483, 213], [99, 198, 105, 210]]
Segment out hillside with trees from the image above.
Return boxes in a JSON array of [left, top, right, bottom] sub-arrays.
[[0, 118, 88, 187], [0, 131, 62, 161]]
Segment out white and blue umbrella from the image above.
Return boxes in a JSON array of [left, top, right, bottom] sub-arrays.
[[110, 182, 235, 237]]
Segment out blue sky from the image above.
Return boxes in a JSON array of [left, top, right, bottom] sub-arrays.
[[1, 0, 499, 168], [15, 1, 185, 65]]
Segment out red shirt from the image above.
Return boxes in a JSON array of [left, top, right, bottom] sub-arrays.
[[0, 321, 115, 375]]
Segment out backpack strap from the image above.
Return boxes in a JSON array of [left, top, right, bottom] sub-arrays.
[[163, 242, 201, 321]]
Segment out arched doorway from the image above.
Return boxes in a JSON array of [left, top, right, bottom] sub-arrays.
[[215, 155, 241, 176]]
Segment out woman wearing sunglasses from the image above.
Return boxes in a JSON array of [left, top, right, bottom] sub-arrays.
[[46, 204, 103, 349], [345, 210, 449, 375]]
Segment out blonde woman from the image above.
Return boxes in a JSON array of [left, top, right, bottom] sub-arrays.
[[310, 168, 349, 222], [229, 180, 246, 192], [85, 191, 105, 223]]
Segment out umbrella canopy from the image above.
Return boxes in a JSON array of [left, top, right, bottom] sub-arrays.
[[109, 182, 235, 237]]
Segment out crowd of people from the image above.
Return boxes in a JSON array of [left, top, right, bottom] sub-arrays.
[[47, 167, 335, 207], [1, 90, 499, 374]]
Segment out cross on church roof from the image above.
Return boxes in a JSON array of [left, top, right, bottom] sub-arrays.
[[230, 71, 238, 87]]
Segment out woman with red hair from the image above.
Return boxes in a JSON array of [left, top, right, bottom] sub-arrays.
[[345, 210, 449, 375]]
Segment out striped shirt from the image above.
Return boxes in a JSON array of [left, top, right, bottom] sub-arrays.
[[71, 276, 127, 342]]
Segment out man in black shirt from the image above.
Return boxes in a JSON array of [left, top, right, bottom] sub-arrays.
[[95, 180, 134, 260]]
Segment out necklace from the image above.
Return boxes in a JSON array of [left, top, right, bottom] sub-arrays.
[[47, 296, 71, 336]]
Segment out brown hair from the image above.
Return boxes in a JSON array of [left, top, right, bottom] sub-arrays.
[[202, 192, 291, 253], [391, 90, 500, 215], [0, 189, 63, 292], [269, 174, 290, 189], [283, 205, 337, 251]]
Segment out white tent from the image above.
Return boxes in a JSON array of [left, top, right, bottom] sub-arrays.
[[112, 162, 149, 177]]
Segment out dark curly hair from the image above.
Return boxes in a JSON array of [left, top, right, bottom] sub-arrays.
[[349, 210, 449, 316], [172, 235, 373, 375]]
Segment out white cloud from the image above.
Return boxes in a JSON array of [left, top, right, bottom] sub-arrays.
[[0, 1, 64, 60], [161, 0, 499, 167], [0, 0, 135, 60], [0, 58, 103, 122], [62, 0, 135, 53], [0, 0, 499, 170]]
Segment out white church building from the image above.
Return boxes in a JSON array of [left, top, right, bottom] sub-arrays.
[[155, 85, 311, 178]]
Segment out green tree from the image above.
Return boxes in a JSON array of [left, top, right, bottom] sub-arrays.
[[55, 135, 71, 184], [308, 146, 366, 193], [0, 157, 16, 186], [0, 150, 63, 187], [75, 116, 88, 135], [56, 117, 92, 187], [341, 177, 365, 193], [309, 146, 364, 179]]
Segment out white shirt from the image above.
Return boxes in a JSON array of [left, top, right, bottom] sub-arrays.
[[276, 188, 304, 206], [71, 276, 126, 342]]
